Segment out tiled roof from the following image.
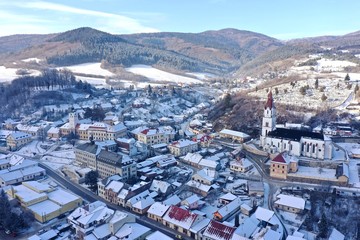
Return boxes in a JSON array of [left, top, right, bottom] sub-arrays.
[[203, 220, 236, 240]]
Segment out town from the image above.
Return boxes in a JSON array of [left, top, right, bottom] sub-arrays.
[[0, 74, 359, 240]]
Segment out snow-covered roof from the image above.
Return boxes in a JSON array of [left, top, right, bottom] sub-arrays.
[[263, 228, 282, 240], [47, 189, 81, 206], [105, 180, 124, 193], [12, 184, 47, 203], [7, 131, 32, 140], [22, 180, 52, 192], [150, 180, 171, 194], [254, 207, 274, 222], [220, 192, 237, 202], [93, 223, 111, 239], [198, 158, 219, 169], [216, 198, 241, 218], [146, 231, 173, 240], [169, 139, 197, 148], [271, 152, 298, 164], [232, 216, 260, 239], [28, 200, 61, 215], [163, 194, 181, 206], [115, 223, 151, 239], [219, 129, 250, 139], [47, 127, 60, 134], [0, 166, 45, 182], [109, 210, 130, 224], [147, 202, 170, 217], [275, 194, 305, 210], [186, 180, 212, 193], [163, 205, 200, 230], [132, 196, 155, 210], [230, 158, 253, 168], [329, 228, 345, 240], [183, 152, 203, 164], [203, 220, 236, 240]]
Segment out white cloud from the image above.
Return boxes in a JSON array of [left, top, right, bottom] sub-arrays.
[[0, 1, 159, 35]]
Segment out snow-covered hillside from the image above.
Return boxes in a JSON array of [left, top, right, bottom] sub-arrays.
[[0, 66, 41, 82], [57, 62, 114, 77], [126, 65, 202, 84]]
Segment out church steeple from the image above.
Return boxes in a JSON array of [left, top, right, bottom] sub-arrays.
[[261, 90, 276, 147]]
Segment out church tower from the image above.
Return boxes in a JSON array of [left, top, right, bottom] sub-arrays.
[[69, 111, 79, 132], [261, 91, 276, 146]]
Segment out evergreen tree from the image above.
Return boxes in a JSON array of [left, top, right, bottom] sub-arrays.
[[318, 213, 328, 238], [355, 84, 359, 93], [85, 170, 99, 193], [315, 78, 319, 89], [321, 94, 327, 102], [147, 84, 152, 94], [224, 93, 232, 109], [345, 73, 350, 81]]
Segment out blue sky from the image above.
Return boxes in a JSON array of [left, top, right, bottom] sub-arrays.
[[0, 0, 359, 39]]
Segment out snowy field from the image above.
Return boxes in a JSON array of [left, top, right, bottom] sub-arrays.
[[316, 59, 357, 71], [186, 72, 215, 80], [57, 62, 114, 77], [16, 140, 50, 157], [75, 75, 107, 86], [126, 65, 202, 84], [21, 57, 43, 63], [0, 66, 41, 82]]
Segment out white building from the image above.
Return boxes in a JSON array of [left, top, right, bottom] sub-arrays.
[[260, 91, 333, 160]]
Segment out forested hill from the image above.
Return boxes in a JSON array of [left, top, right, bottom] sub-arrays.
[[0, 27, 283, 75]]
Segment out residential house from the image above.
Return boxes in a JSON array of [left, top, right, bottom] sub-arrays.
[[230, 158, 254, 173], [6, 131, 32, 151], [213, 197, 242, 222], [147, 202, 170, 222], [219, 129, 250, 143], [162, 205, 204, 238], [168, 139, 199, 157], [270, 152, 298, 180], [274, 194, 305, 214], [202, 220, 236, 240]]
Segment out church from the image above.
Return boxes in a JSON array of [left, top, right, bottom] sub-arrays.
[[260, 91, 333, 160]]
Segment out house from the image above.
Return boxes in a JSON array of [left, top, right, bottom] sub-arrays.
[[240, 203, 253, 216], [116, 138, 137, 156], [101, 178, 125, 205], [67, 201, 115, 239], [97, 175, 122, 200], [192, 168, 217, 185], [232, 216, 260, 239], [163, 194, 181, 206], [181, 195, 203, 210], [147, 202, 170, 222], [219, 129, 250, 143], [189, 218, 211, 240], [168, 139, 199, 157], [150, 180, 172, 196], [182, 152, 203, 167], [0, 162, 46, 187], [213, 197, 242, 221], [193, 134, 212, 147], [146, 231, 173, 240], [47, 127, 61, 139], [230, 158, 254, 173], [6, 131, 32, 151], [115, 223, 151, 240], [274, 194, 305, 214], [218, 192, 237, 205], [198, 158, 221, 171], [248, 181, 264, 196], [131, 195, 155, 215], [162, 205, 204, 238], [270, 152, 298, 180], [202, 220, 236, 240], [133, 126, 175, 146], [186, 180, 213, 197]]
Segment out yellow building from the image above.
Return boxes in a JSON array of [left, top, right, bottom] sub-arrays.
[[270, 152, 298, 179], [6, 131, 32, 151]]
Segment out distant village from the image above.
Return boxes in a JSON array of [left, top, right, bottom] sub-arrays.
[[0, 84, 359, 240]]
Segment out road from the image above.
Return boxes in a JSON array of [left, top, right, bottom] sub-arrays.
[[38, 163, 190, 240]]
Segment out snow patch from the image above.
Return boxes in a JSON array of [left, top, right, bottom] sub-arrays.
[[126, 65, 202, 84], [57, 62, 114, 77], [21, 58, 43, 63]]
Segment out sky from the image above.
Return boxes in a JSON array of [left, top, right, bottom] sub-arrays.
[[0, 0, 359, 39]]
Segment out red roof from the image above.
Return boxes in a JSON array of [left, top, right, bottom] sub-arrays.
[[204, 220, 236, 240], [141, 129, 150, 134], [272, 153, 286, 163], [167, 205, 197, 222], [264, 91, 274, 109]]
